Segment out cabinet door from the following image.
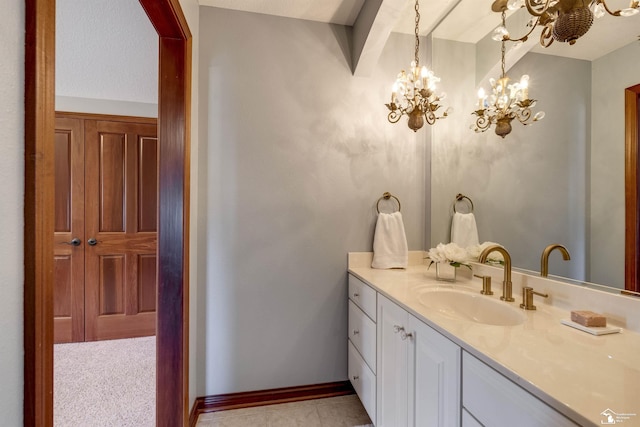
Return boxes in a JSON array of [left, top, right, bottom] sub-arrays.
[[409, 314, 461, 427], [463, 351, 579, 426], [377, 295, 410, 427]]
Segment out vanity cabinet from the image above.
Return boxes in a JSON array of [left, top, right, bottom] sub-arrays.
[[462, 351, 579, 427], [348, 275, 377, 423], [377, 294, 461, 427]]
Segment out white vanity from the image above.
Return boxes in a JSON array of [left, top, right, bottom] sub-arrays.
[[347, 252, 640, 427]]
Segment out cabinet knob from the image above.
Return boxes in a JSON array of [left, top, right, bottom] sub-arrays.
[[353, 292, 360, 298], [352, 329, 359, 335], [394, 325, 413, 340], [352, 375, 359, 381]]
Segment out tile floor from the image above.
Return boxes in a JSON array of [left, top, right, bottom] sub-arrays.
[[196, 394, 373, 427]]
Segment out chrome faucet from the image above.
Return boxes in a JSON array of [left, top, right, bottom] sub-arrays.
[[478, 245, 514, 302], [540, 244, 571, 277]]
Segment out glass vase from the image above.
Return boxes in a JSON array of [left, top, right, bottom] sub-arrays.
[[436, 262, 457, 282]]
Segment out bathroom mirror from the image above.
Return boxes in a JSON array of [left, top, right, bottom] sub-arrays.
[[428, 0, 640, 294]]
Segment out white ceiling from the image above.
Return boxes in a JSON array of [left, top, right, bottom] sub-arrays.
[[200, 0, 640, 61]]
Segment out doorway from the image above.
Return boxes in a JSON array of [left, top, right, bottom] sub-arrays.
[[24, 0, 191, 425]]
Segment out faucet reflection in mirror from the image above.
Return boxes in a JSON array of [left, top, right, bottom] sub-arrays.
[[498, 0, 639, 47], [472, 8, 545, 138], [385, 0, 451, 132], [540, 243, 571, 277]]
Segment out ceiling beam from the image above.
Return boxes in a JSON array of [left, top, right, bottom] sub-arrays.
[[351, 0, 406, 77]]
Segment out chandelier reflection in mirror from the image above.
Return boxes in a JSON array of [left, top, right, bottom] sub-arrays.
[[385, 0, 451, 132], [472, 9, 545, 138], [495, 0, 639, 47]]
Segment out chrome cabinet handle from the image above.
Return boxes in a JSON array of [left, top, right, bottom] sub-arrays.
[[63, 238, 81, 246], [352, 329, 359, 335], [87, 238, 98, 246]]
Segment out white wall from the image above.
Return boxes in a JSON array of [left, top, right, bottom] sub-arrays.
[[0, 0, 24, 424], [55, 0, 158, 117], [198, 7, 427, 395], [431, 39, 591, 280], [590, 42, 640, 288]]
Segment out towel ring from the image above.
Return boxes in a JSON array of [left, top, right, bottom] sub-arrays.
[[376, 192, 401, 214], [454, 193, 474, 213]]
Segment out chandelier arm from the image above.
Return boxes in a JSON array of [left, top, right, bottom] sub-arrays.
[[474, 115, 492, 131], [539, 23, 555, 47], [424, 110, 436, 125], [597, 0, 622, 16], [524, 0, 554, 16], [505, 16, 541, 42], [515, 107, 533, 124], [388, 110, 403, 124]]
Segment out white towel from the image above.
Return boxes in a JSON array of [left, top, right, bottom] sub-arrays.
[[451, 212, 479, 248], [372, 212, 408, 269]]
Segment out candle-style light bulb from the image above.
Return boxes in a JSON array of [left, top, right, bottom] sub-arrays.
[[477, 88, 486, 109], [520, 75, 529, 100]]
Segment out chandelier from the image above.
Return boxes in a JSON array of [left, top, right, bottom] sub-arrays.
[[472, 8, 545, 138], [494, 0, 639, 47], [385, 0, 450, 132]]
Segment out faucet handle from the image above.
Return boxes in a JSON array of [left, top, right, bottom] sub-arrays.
[[520, 286, 548, 310], [473, 274, 493, 295]]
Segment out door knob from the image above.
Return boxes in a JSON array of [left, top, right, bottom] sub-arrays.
[[64, 238, 81, 246], [87, 238, 98, 246]]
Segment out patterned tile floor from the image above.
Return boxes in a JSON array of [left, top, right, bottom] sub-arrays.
[[196, 394, 373, 427]]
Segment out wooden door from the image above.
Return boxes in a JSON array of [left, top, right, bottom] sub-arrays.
[[53, 117, 86, 343], [84, 119, 158, 341], [54, 114, 157, 343]]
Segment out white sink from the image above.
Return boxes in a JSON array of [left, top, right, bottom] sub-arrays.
[[417, 287, 526, 326]]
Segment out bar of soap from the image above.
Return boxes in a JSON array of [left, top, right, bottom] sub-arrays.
[[571, 310, 607, 327]]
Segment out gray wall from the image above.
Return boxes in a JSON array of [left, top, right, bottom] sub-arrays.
[[431, 38, 590, 280], [198, 7, 428, 395], [0, 1, 24, 423], [590, 42, 640, 288]]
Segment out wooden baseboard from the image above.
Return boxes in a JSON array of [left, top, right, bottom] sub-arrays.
[[188, 381, 355, 426]]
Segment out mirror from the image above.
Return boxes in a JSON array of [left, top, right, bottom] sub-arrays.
[[428, 0, 640, 293]]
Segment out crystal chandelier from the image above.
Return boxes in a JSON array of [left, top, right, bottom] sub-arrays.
[[385, 0, 451, 132], [494, 0, 639, 47], [472, 8, 545, 138]]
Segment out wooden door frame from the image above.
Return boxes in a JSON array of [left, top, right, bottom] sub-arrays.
[[24, 0, 192, 425], [625, 84, 640, 293]]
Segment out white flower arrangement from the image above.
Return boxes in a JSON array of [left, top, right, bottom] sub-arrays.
[[426, 242, 472, 269], [426, 241, 505, 269], [466, 241, 505, 264]]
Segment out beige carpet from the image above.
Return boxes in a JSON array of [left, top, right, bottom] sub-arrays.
[[54, 336, 155, 427]]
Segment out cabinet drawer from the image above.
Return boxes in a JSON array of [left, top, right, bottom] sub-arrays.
[[348, 300, 376, 373], [348, 274, 376, 321], [348, 341, 376, 425], [463, 352, 579, 427]]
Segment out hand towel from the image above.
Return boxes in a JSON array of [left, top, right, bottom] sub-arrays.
[[372, 212, 408, 269], [451, 212, 479, 249]]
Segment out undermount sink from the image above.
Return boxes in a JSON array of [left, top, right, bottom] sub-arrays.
[[417, 287, 526, 326]]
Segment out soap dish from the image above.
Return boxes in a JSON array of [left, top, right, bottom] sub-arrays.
[[561, 319, 622, 336]]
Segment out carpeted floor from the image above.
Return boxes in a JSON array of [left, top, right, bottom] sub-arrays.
[[54, 336, 156, 427]]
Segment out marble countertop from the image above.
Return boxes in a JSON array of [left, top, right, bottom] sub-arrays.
[[348, 257, 640, 427]]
